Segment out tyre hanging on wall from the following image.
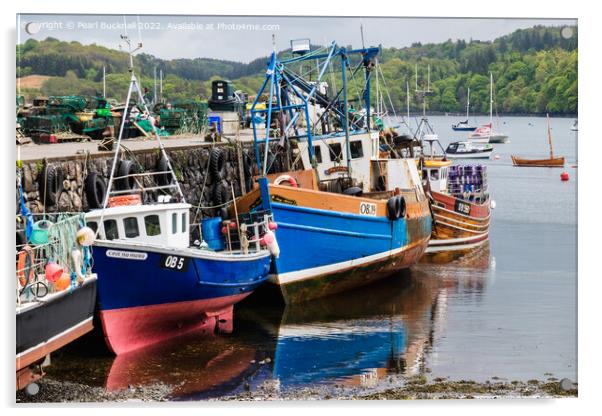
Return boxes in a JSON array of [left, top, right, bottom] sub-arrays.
[[210, 148, 226, 181], [213, 179, 230, 207], [85, 172, 107, 209], [242, 149, 254, 191], [155, 155, 173, 187], [38, 164, 64, 207], [116, 160, 139, 191]]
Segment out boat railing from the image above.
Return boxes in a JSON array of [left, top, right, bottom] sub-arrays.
[[108, 171, 182, 197], [16, 214, 93, 305], [222, 209, 275, 254]]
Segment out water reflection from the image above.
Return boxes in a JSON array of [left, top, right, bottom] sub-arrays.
[[46, 243, 492, 399]]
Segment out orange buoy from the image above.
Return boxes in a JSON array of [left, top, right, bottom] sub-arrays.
[[54, 272, 72, 291], [108, 194, 142, 207], [561, 171, 570, 181]]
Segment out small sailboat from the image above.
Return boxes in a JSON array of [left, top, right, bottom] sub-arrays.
[[469, 73, 508, 144], [570, 119, 578, 132], [445, 141, 493, 159], [452, 87, 477, 131], [511, 114, 565, 167]]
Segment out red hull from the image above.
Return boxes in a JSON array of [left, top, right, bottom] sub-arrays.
[[99, 294, 248, 355]]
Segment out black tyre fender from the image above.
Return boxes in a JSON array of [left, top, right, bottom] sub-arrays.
[[396, 195, 407, 218], [386, 197, 398, 220], [213, 180, 230, 207], [155, 155, 173, 187], [242, 149, 253, 191], [116, 160, 139, 191], [210, 148, 226, 181], [84, 172, 107, 209], [16, 230, 26, 247], [38, 165, 64, 207]]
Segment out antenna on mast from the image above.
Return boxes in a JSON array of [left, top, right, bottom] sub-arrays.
[[360, 21, 365, 48]]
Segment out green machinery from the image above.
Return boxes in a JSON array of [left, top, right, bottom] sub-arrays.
[[158, 100, 208, 134]]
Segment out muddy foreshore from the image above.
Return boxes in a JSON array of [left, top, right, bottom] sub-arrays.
[[16, 375, 577, 403]]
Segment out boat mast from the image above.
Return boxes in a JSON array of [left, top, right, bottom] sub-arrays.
[[489, 72, 493, 125], [406, 81, 410, 120], [466, 87, 470, 120], [547, 113, 554, 159], [342, 50, 351, 174]]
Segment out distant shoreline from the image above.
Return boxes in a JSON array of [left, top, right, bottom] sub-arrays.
[[400, 112, 578, 118]]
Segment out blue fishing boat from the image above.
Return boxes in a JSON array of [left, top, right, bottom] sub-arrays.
[[236, 42, 432, 303], [85, 35, 274, 355]]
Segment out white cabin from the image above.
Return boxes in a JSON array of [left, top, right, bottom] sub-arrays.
[[86, 203, 192, 249]]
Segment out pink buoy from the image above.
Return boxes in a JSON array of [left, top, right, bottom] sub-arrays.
[[494, 154, 500, 160], [560, 171, 570, 181], [45, 262, 64, 283], [268, 222, 278, 231]]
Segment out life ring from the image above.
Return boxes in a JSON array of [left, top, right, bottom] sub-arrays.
[[38, 165, 65, 207], [155, 155, 173, 187], [85, 172, 107, 209], [210, 148, 226, 181], [274, 175, 298, 188], [116, 160, 139, 191], [17, 245, 35, 287]]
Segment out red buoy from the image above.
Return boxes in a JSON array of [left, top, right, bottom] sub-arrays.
[[560, 171, 570, 181]]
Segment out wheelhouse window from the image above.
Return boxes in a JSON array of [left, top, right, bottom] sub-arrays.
[[313, 145, 323, 163], [172, 213, 178, 234], [87, 221, 98, 233], [328, 143, 343, 162], [145, 215, 161, 236], [181, 213, 187, 233], [430, 170, 440, 181], [104, 219, 119, 240], [350, 141, 363, 159], [123, 217, 140, 238]]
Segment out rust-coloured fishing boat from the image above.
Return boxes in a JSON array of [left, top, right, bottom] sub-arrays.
[[511, 114, 565, 167], [420, 158, 491, 263]]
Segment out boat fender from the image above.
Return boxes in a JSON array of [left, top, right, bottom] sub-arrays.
[[84, 172, 107, 209], [210, 147, 227, 180], [38, 164, 65, 207], [155, 155, 173, 187], [396, 195, 407, 218], [263, 229, 280, 258], [17, 245, 35, 287], [274, 175, 298, 188], [242, 149, 254, 191], [116, 160, 139, 191], [71, 249, 85, 284], [386, 197, 398, 220], [213, 180, 230, 207]]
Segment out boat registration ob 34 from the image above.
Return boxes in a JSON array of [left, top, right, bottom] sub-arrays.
[[85, 35, 273, 355], [236, 42, 432, 304]]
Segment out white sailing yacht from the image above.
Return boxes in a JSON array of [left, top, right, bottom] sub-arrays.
[[469, 73, 509, 144]]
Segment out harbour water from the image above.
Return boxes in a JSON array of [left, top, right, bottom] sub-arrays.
[[39, 115, 577, 400]]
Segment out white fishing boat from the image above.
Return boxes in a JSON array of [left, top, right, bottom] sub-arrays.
[[468, 73, 508, 144], [445, 141, 493, 159]]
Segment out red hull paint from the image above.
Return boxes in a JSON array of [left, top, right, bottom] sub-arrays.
[[99, 294, 248, 355]]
